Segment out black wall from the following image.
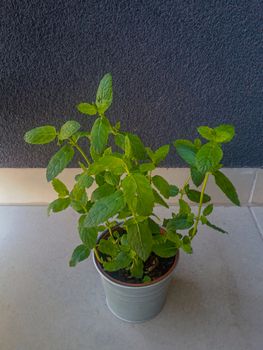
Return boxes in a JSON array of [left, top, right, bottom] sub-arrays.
[[1, 0, 262, 167]]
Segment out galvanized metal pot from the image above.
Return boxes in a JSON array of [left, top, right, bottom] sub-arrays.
[[93, 230, 179, 323]]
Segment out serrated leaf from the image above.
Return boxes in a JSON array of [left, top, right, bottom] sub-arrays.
[[203, 204, 214, 216], [91, 183, 115, 202], [127, 221, 153, 261], [191, 167, 205, 187], [96, 73, 113, 114], [24, 126, 57, 144], [98, 238, 119, 258], [213, 170, 240, 206], [147, 145, 170, 165], [166, 214, 194, 231], [153, 240, 178, 258], [46, 145, 74, 181], [51, 178, 69, 197], [123, 173, 154, 216], [48, 197, 70, 215], [152, 175, 170, 199], [197, 125, 235, 143], [59, 120, 80, 140], [90, 117, 110, 154], [78, 224, 97, 249], [103, 251, 132, 272], [196, 142, 223, 173], [88, 155, 126, 176], [77, 103, 97, 115], [104, 172, 119, 186], [75, 172, 94, 189], [174, 140, 197, 166], [84, 190, 125, 227], [126, 133, 147, 160], [69, 244, 90, 267]]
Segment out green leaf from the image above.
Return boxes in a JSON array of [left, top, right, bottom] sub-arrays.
[[196, 142, 223, 173], [75, 172, 94, 189], [205, 219, 228, 234], [104, 172, 119, 186], [153, 240, 178, 258], [147, 145, 170, 165], [203, 204, 214, 216], [139, 163, 155, 173], [122, 175, 138, 212], [142, 276, 151, 283], [153, 189, 169, 208], [130, 258, 144, 278], [127, 221, 153, 261], [77, 103, 97, 116], [48, 197, 70, 215], [213, 170, 240, 206], [88, 155, 126, 176], [71, 131, 90, 143], [46, 145, 74, 182], [90, 117, 110, 154], [122, 174, 155, 216], [179, 199, 191, 215], [69, 244, 90, 267], [24, 126, 57, 144], [96, 73, 113, 114], [98, 238, 119, 258], [79, 224, 97, 249], [84, 190, 125, 227], [125, 173, 154, 216], [166, 214, 194, 231], [169, 185, 179, 197], [51, 178, 69, 197], [191, 167, 205, 187], [197, 125, 235, 143], [59, 120, 80, 140], [185, 187, 211, 203], [91, 183, 115, 202], [182, 236, 193, 254], [114, 133, 125, 150], [103, 251, 132, 272], [174, 140, 197, 166], [126, 133, 147, 160], [152, 175, 170, 199]]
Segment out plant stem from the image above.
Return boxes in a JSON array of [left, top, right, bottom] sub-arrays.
[[180, 175, 191, 199], [94, 247, 103, 263], [71, 140, 91, 166], [191, 172, 210, 238]]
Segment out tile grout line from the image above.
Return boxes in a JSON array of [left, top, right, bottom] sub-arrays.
[[248, 206, 263, 242], [248, 169, 258, 206]]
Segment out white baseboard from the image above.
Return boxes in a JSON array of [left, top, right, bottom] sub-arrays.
[[0, 168, 261, 206]]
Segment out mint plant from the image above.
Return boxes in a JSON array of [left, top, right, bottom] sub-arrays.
[[24, 73, 240, 282]]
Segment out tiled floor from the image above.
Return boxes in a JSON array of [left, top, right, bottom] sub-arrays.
[[0, 206, 263, 350]]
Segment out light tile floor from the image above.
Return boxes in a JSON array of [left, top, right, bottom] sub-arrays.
[[0, 206, 263, 350]]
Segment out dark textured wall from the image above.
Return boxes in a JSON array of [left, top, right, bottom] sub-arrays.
[[0, 0, 262, 167]]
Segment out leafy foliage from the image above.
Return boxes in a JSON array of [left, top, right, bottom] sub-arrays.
[[24, 73, 239, 282]]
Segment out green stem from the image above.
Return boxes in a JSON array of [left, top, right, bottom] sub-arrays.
[[71, 141, 91, 166], [191, 172, 210, 238], [94, 247, 103, 263], [180, 175, 191, 199]]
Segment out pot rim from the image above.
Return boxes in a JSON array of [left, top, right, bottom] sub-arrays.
[[92, 226, 180, 289]]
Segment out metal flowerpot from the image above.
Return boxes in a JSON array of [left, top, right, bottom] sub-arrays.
[[93, 230, 179, 323]]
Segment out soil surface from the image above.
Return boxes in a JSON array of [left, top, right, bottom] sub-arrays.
[[97, 226, 176, 285]]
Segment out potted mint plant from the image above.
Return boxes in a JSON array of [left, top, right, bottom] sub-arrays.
[[24, 73, 240, 322]]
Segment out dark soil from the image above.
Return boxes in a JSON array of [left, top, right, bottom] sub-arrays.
[[97, 226, 176, 285]]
